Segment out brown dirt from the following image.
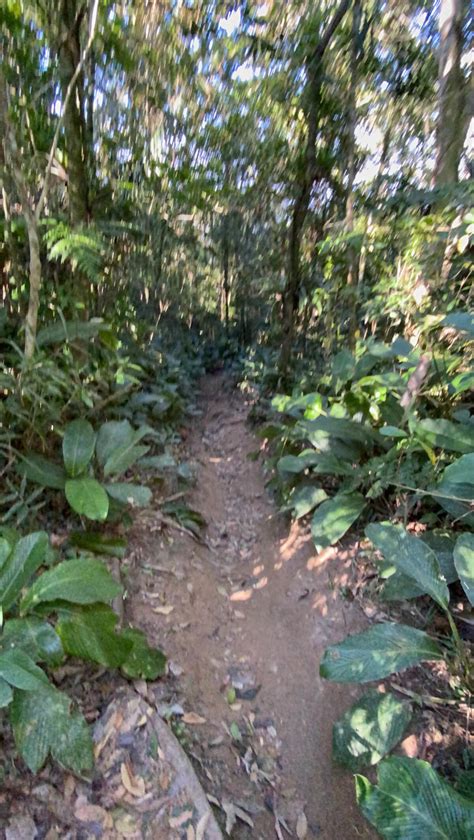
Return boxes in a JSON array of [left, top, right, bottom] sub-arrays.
[[127, 374, 378, 838]]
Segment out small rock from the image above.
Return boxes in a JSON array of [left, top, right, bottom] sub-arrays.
[[6, 817, 37, 840]]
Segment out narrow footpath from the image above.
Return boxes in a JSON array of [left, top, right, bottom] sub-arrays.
[[128, 374, 377, 838]]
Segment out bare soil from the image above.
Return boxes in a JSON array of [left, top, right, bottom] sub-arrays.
[[127, 374, 377, 838]]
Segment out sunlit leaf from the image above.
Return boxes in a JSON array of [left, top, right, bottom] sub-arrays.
[[320, 623, 443, 683], [453, 533, 474, 605], [333, 690, 412, 770], [356, 757, 474, 839], [65, 478, 109, 521]]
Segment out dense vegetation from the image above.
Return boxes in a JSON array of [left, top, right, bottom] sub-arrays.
[[0, 0, 473, 836]]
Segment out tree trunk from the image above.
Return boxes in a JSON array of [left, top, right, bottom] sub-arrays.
[[278, 0, 352, 380], [222, 214, 230, 332], [433, 0, 467, 186], [24, 212, 42, 359], [345, 0, 361, 348], [0, 70, 42, 360], [58, 0, 90, 224]]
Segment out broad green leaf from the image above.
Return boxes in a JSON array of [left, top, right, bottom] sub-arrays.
[[441, 311, 474, 337], [65, 477, 109, 521], [0, 678, 13, 707], [17, 454, 66, 489], [412, 418, 474, 455], [320, 623, 443, 683], [20, 558, 121, 613], [356, 756, 474, 839], [69, 531, 127, 558], [453, 534, 474, 605], [96, 420, 149, 476], [10, 686, 93, 773], [441, 453, 474, 485], [366, 523, 449, 609], [449, 371, 474, 395], [0, 649, 49, 689], [103, 444, 150, 478], [1, 618, 64, 665], [434, 481, 474, 527], [333, 690, 412, 770], [138, 453, 177, 470], [277, 452, 319, 475], [288, 484, 328, 519], [380, 543, 457, 601], [57, 604, 131, 667], [120, 628, 167, 679], [105, 482, 152, 507], [62, 419, 96, 477], [96, 420, 137, 467], [0, 531, 49, 611], [310, 453, 355, 477], [302, 415, 380, 448], [311, 492, 366, 550], [379, 426, 407, 438]]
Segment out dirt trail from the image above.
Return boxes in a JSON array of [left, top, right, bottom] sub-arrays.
[[129, 375, 377, 839]]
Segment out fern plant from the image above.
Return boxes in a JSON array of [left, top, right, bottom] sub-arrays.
[[43, 220, 104, 282]]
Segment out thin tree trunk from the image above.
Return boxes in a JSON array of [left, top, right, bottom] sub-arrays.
[[24, 213, 42, 359], [58, 0, 90, 224], [345, 0, 361, 348], [0, 70, 42, 360], [278, 0, 352, 379], [433, 0, 467, 186], [222, 214, 230, 332]]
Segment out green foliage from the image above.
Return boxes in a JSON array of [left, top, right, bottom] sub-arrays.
[[366, 523, 450, 609], [311, 492, 366, 551], [0, 530, 166, 773], [22, 418, 153, 521], [11, 687, 93, 774], [356, 757, 474, 840], [453, 534, 474, 605], [320, 623, 443, 683], [333, 690, 412, 771]]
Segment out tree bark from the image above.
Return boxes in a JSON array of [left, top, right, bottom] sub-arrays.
[[433, 0, 467, 186], [0, 70, 42, 360], [345, 0, 362, 348], [58, 0, 91, 224], [278, 0, 352, 379]]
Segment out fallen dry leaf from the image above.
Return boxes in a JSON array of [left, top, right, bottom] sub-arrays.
[[153, 604, 174, 615], [222, 801, 254, 833], [183, 711, 207, 725], [75, 802, 113, 829], [296, 811, 308, 839], [229, 589, 252, 602], [169, 809, 193, 829], [120, 762, 146, 798], [114, 813, 141, 837], [196, 812, 210, 840]]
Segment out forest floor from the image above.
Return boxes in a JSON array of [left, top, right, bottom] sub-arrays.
[[0, 374, 393, 839], [126, 374, 378, 839]]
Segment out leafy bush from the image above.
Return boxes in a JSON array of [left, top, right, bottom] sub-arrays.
[[246, 312, 473, 836], [18, 418, 154, 521], [0, 528, 165, 772]]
